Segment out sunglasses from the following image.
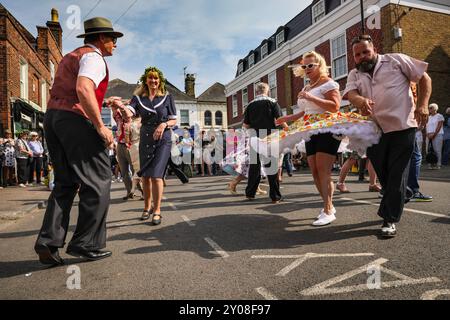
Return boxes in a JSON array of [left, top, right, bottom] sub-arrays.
[[351, 35, 373, 46], [300, 63, 319, 70]]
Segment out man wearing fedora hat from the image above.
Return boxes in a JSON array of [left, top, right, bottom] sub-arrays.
[[34, 17, 124, 265]]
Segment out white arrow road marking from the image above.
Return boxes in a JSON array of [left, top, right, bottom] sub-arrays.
[[204, 237, 229, 258], [251, 253, 375, 276], [255, 287, 279, 300], [300, 258, 441, 296], [339, 197, 450, 219]]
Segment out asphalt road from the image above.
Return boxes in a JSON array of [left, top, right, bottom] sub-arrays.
[[0, 171, 449, 300]]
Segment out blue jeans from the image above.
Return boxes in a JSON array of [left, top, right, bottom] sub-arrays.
[[442, 138, 450, 165], [407, 137, 421, 193], [282, 153, 293, 175]]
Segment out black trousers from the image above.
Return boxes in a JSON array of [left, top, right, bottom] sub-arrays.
[[246, 153, 281, 201], [35, 110, 111, 251], [165, 158, 189, 184], [16, 158, 29, 184], [366, 128, 415, 223], [28, 157, 43, 183]]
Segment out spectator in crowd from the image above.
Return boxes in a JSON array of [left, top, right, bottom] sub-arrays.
[[442, 107, 450, 166], [1, 130, 16, 187], [426, 103, 444, 170], [28, 132, 45, 185], [15, 131, 32, 188]]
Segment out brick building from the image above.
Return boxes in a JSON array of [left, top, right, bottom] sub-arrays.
[[0, 5, 63, 136], [225, 0, 450, 128]]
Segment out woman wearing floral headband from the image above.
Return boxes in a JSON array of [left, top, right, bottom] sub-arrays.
[[113, 67, 177, 225]]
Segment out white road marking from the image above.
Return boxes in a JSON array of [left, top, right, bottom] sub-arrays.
[[204, 237, 229, 258], [340, 197, 450, 219], [300, 258, 441, 296], [255, 287, 279, 300], [252, 253, 375, 277], [421, 289, 450, 300], [168, 202, 177, 210], [181, 215, 196, 227]]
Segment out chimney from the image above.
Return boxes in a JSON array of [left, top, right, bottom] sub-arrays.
[[185, 74, 196, 98], [46, 8, 63, 50]]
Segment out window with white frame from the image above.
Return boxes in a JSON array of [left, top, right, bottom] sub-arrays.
[[276, 30, 285, 49], [20, 58, 28, 100], [248, 54, 255, 68], [268, 71, 277, 100], [41, 80, 47, 111], [261, 43, 268, 59], [312, 0, 325, 23], [331, 34, 348, 79], [180, 110, 190, 126], [242, 88, 248, 108], [232, 94, 238, 118], [238, 62, 244, 76]]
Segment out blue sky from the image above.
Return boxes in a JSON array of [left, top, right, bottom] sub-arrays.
[[2, 0, 310, 95]]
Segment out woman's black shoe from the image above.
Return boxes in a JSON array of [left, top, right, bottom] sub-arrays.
[[152, 214, 162, 225]]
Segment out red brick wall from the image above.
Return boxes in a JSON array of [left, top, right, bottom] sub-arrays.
[[276, 66, 286, 108], [0, 13, 62, 132], [315, 40, 331, 67], [290, 55, 304, 106], [247, 83, 254, 102], [261, 75, 268, 84]]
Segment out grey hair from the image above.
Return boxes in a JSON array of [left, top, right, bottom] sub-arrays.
[[429, 103, 439, 111], [255, 82, 269, 95]]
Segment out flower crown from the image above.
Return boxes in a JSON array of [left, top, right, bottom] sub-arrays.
[[139, 66, 166, 93]]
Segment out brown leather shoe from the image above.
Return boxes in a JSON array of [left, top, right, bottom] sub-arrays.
[[369, 184, 382, 192]]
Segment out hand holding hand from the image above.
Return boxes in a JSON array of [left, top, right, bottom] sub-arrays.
[[96, 125, 114, 149]]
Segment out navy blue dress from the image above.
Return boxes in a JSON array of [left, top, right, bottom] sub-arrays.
[[129, 93, 177, 178]]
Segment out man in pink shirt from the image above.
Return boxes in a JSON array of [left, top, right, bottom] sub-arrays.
[[343, 35, 432, 238]]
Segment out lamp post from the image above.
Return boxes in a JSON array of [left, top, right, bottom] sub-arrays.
[[360, 0, 365, 34]]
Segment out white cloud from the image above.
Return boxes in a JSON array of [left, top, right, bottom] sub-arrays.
[[2, 0, 311, 94]]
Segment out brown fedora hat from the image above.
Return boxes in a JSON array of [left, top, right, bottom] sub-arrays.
[[77, 17, 124, 38]]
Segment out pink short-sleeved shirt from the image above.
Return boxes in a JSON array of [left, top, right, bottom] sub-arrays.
[[343, 53, 428, 133]]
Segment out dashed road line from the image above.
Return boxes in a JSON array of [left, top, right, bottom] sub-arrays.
[[340, 197, 450, 219], [181, 215, 196, 227], [255, 287, 279, 300], [421, 289, 450, 300], [204, 237, 229, 258]]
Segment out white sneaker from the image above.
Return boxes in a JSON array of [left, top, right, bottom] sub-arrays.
[[312, 213, 336, 226], [19, 183, 26, 188], [317, 207, 336, 219]]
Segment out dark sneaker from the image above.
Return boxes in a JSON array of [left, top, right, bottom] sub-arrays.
[[410, 192, 433, 202], [381, 221, 397, 238]]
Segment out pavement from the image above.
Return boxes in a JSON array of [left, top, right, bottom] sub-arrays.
[[0, 166, 449, 300]]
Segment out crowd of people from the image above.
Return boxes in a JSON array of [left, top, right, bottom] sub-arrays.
[[0, 130, 48, 189], [0, 16, 440, 266]]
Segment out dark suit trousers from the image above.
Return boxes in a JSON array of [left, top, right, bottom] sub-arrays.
[[35, 110, 111, 251], [366, 128, 415, 223], [246, 153, 281, 201]]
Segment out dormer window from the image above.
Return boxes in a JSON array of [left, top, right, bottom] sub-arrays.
[[276, 30, 285, 49], [238, 62, 244, 76], [312, 0, 325, 23], [261, 43, 268, 59], [248, 53, 255, 68]]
